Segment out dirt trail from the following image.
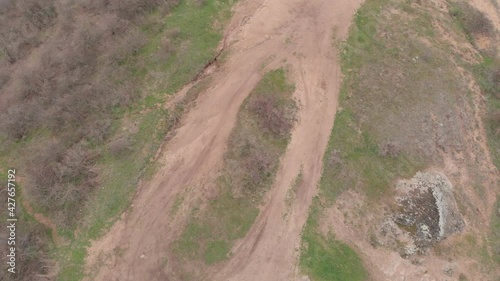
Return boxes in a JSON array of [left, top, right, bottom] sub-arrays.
[[85, 0, 362, 280]]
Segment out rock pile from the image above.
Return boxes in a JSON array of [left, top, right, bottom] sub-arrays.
[[375, 172, 464, 256]]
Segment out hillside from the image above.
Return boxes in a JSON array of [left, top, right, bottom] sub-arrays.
[[1, 0, 499, 280]]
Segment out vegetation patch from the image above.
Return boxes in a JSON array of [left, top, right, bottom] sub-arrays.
[[470, 55, 500, 169], [491, 197, 500, 265], [300, 0, 498, 279], [301, 202, 367, 281], [449, 2, 495, 41], [461, 16, 500, 276], [171, 69, 297, 278], [452, 0, 500, 266], [0, 0, 237, 280]]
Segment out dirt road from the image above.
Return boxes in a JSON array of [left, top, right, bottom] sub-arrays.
[[85, 0, 363, 280]]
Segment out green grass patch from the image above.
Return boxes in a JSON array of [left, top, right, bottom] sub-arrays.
[[301, 228, 367, 280], [491, 196, 500, 265], [472, 55, 500, 168]]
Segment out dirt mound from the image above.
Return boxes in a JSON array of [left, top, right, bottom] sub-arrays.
[[378, 172, 464, 256]]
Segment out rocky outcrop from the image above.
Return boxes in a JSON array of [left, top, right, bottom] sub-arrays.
[[376, 172, 464, 256]]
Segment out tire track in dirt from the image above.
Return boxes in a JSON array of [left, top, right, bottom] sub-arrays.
[[85, 0, 362, 280], [210, 1, 363, 280]]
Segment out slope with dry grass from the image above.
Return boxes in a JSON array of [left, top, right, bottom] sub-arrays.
[[0, 0, 237, 280], [300, 0, 500, 280]]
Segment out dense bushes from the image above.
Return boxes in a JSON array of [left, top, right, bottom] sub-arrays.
[[26, 140, 99, 227], [0, 0, 57, 64], [0, 0, 180, 272], [0, 0, 179, 223]]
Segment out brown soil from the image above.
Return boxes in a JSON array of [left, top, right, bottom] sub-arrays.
[[84, 0, 363, 280]]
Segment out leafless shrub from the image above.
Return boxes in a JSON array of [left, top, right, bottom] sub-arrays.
[[241, 146, 274, 191], [227, 135, 276, 195], [8, 221, 54, 281], [0, 36, 20, 63], [450, 2, 494, 37], [61, 143, 98, 181], [78, 0, 111, 12], [27, 140, 98, 216], [1, 102, 39, 140], [484, 65, 500, 99], [248, 94, 296, 138], [121, 27, 148, 56], [0, 67, 10, 89], [380, 141, 401, 157], [26, 142, 63, 201], [15, 68, 46, 101], [489, 110, 500, 136], [22, 1, 57, 31], [101, 12, 129, 37], [87, 117, 113, 144], [111, 0, 163, 20]]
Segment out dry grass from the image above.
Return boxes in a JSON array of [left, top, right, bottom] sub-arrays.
[[301, 0, 499, 279]]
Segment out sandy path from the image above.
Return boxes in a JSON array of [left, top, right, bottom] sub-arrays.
[[85, 0, 362, 280]]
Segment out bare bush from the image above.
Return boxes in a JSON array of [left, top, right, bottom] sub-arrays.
[[1, 102, 39, 140], [0, 0, 56, 64], [121, 27, 148, 56], [27, 141, 98, 217], [22, 1, 57, 31], [226, 132, 279, 195], [4, 221, 54, 281], [241, 146, 274, 191], [485, 65, 500, 99], [110, 0, 164, 20], [85, 116, 112, 144], [248, 94, 296, 137], [0, 67, 10, 88], [15, 68, 45, 101], [380, 141, 401, 157], [450, 2, 494, 37], [489, 110, 500, 136], [0, 34, 20, 63]]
